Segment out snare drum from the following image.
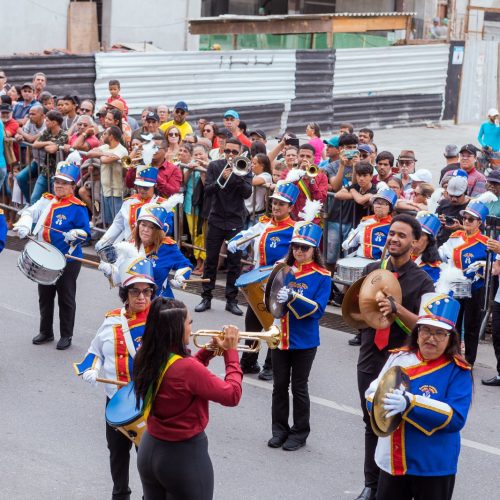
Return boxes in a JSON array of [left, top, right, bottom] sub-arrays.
[[105, 382, 145, 446], [17, 240, 66, 285], [235, 266, 274, 330], [450, 277, 472, 299], [334, 256, 373, 286], [97, 244, 118, 264]]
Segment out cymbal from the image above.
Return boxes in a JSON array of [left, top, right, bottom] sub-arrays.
[[370, 365, 410, 437], [359, 269, 402, 330], [341, 275, 369, 330]]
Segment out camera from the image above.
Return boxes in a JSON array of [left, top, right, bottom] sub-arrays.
[[342, 149, 359, 160], [445, 216, 458, 226]]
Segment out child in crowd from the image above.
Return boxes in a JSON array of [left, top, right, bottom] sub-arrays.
[[106, 79, 128, 115]]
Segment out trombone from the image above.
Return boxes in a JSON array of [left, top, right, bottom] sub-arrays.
[[191, 325, 280, 354], [216, 155, 252, 189]]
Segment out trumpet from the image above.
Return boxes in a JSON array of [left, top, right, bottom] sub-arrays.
[[306, 163, 319, 178], [216, 155, 252, 189], [121, 154, 143, 169], [191, 325, 280, 354]]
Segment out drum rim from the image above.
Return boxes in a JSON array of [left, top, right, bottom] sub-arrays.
[[235, 265, 273, 286], [24, 240, 67, 270]]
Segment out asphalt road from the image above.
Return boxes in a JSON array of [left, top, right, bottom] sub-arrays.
[[1, 247, 500, 500]]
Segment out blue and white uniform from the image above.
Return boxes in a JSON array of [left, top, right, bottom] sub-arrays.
[[0, 208, 7, 253]]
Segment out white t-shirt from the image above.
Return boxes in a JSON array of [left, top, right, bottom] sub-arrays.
[[245, 172, 272, 215], [98, 143, 128, 197]]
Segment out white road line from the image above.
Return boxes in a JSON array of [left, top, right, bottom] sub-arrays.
[[242, 377, 500, 458]]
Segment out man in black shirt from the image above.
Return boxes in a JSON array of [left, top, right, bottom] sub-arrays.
[[195, 138, 252, 315], [436, 175, 470, 247], [353, 214, 435, 500]]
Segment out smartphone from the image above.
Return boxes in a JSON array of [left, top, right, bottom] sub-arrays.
[[445, 216, 458, 225], [342, 149, 359, 160]]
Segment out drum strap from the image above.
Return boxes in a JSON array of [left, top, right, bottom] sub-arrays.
[[33, 200, 55, 238], [120, 308, 137, 358]]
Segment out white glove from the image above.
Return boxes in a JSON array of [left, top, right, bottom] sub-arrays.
[[14, 225, 30, 239], [98, 262, 114, 278], [63, 229, 87, 244], [382, 389, 411, 418], [227, 239, 241, 254], [170, 270, 187, 289], [466, 260, 486, 273], [277, 286, 293, 304], [82, 369, 99, 387]]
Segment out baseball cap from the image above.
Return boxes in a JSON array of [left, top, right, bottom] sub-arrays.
[[446, 176, 468, 196], [488, 108, 499, 117], [486, 170, 500, 184], [39, 91, 54, 101], [357, 144, 373, 154], [459, 144, 479, 155], [409, 168, 432, 184], [21, 82, 35, 90], [145, 111, 159, 122], [0, 103, 12, 112], [323, 135, 339, 147], [249, 129, 266, 140], [174, 101, 188, 112], [224, 109, 239, 119], [107, 99, 125, 113], [444, 144, 459, 158], [216, 127, 232, 138]]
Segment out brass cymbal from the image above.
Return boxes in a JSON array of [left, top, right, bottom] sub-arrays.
[[341, 275, 369, 330], [370, 365, 409, 437], [359, 269, 402, 330]]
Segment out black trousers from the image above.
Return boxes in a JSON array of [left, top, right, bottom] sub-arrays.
[[105, 399, 134, 500], [240, 306, 272, 369], [38, 260, 81, 338], [137, 431, 213, 500], [376, 470, 455, 500], [202, 224, 242, 303], [456, 288, 484, 365], [492, 301, 500, 374], [358, 369, 380, 490], [271, 347, 317, 444]]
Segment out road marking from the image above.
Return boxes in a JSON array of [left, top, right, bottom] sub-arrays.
[[243, 377, 500, 458]]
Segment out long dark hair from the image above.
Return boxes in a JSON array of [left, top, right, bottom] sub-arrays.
[[133, 298, 189, 405], [421, 233, 441, 264], [284, 244, 326, 268]]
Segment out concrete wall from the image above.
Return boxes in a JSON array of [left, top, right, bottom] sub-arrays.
[[335, 0, 395, 13], [102, 0, 201, 51], [0, 0, 70, 55]]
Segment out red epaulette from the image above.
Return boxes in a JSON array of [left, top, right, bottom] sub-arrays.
[[427, 260, 442, 268], [42, 193, 55, 200], [389, 346, 412, 354], [105, 308, 122, 318], [453, 355, 472, 371], [259, 215, 271, 224], [450, 230, 465, 239], [311, 263, 331, 277], [162, 237, 177, 245], [67, 196, 86, 207]]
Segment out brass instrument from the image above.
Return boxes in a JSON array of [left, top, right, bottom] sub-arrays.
[[190, 325, 280, 354], [306, 163, 319, 178], [216, 155, 252, 189], [121, 154, 143, 169]]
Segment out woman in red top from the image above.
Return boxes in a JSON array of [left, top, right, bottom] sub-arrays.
[[133, 298, 243, 500]]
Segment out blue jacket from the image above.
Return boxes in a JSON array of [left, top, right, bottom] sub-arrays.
[[0, 209, 7, 252]]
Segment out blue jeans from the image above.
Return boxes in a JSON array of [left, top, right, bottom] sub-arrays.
[[103, 196, 123, 225], [17, 161, 41, 203], [326, 221, 352, 264]]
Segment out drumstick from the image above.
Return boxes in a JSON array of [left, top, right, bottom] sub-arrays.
[[181, 242, 254, 266], [65, 254, 100, 267], [96, 377, 127, 387], [26, 235, 50, 251], [43, 225, 65, 234], [235, 234, 260, 247], [183, 278, 210, 283]]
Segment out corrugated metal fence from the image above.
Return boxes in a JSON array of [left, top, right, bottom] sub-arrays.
[[0, 54, 96, 102]]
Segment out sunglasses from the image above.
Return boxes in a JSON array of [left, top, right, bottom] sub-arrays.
[[359, 152, 370, 159], [168, 132, 180, 137], [80, 108, 92, 113], [203, 129, 212, 133], [128, 287, 154, 298], [398, 160, 414, 165], [292, 243, 311, 252], [224, 148, 240, 155], [174, 109, 186, 115], [462, 216, 478, 223]]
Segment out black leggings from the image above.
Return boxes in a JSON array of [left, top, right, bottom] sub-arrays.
[[137, 431, 213, 500]]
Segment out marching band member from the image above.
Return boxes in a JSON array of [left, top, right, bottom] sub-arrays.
[[133, 298, 243, 500], [74, 243, 156, 500], [227, 181, 299, 378], [366, 293, 472, 500], [13, 162, 90, 350], [413, 212, 442, 284], [343, 188, 396, 260], [269, 205, 331, 451], [354, 214, 435, 500], [438, 193, 496, 365], [0, 208, 6, 253]]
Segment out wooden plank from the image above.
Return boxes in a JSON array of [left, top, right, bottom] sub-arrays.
[[67, 2, 100, 53], [330, 16, 409, 33]]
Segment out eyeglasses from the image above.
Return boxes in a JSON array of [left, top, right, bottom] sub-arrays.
[[168, 132, 180, 137], [128, 287, 154, 298], [418, 325, 450, 342], [292, 243, 311, 252], [224, 148, 240, 155], [80, 108, 92, 113], [203, 129, 212, 133], [462, 216, 478, 223]]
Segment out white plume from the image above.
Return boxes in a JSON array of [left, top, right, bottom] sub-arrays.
[[427, 187, 443, 214], [66, 150, 83, 166], [473, 191, 498, 205], [114, 241, 140, 264], [376, 181, 389, 193], [141, 141, 158, 167], [160, 193, 184, 212], [435, 263, 466, 294], [285, 168, 306, 183], [298, 199, 323, 222]]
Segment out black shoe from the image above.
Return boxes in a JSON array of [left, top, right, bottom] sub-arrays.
[[195, 299, 211, 312], [482, 376, 500, 386], [258, 368, 273, 380], [56, 337, 72, 350], [241, 363, 261, 374], [348, 333, 361, 346], [225, 302, 243, 316], [32, 333, 54, 345], [267, 436, 287, 448], [282, 438, 305, 451], [330, 292, 344, 307], [355, 487, 376, 500]]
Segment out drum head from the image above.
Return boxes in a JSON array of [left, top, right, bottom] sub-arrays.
[[337, 256, 373, 268], [26, 240, 66, 270], [265, 263, 294, 319], [235, 265, 273, 287], [105, 382, 143, 426]]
